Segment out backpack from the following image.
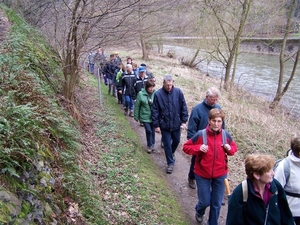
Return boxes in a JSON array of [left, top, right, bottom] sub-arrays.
[[273, 150, 291, 183], [201, 128, 227, 146]]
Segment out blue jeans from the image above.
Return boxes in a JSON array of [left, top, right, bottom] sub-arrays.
[[143, 122, 155, 148], [161, 128, 181, 166], [195, 174, 227, 225], [124, 95, 134, 111], [89, 63, 94, 74]]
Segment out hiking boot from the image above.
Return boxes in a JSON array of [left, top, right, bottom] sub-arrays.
[[129, 111, 134, 117], [166, 165, 174, 174], [147, 147, 152, 154], [188, 178, 196, 189], [124, 108, 128, 115], [195, 213, 203, 223]]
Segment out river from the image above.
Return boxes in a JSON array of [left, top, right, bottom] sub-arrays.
[[162, 45, 300, 117]]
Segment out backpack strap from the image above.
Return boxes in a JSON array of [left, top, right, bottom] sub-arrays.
[[242, 180, 248, 215], [202, 129, 226, 146], [242, 180, 248, 203], [202, 129, 207, 145], [222, 129, 227, 145], [283, 157, 291, 184]]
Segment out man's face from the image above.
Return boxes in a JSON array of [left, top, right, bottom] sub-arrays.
[[139, 71, 145, 78], [127, 67, 132, 73], [206, 95, 219, 106], [163, 80, 173, 92]]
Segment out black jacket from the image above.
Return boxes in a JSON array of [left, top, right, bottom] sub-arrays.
[[152, 86, 188, 131]]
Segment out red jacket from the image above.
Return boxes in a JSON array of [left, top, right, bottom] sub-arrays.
[[183, 126, 237, 179]]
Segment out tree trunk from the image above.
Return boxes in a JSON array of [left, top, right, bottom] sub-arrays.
[[269, 0, 298, 110]]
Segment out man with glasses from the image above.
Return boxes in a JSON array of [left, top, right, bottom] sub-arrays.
[[187, 87, 223, 189]]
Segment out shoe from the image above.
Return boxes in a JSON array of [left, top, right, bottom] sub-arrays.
[[124, 108, 128, 115], [195, 213, 203, 223], [147, 147, 152, 154], [140, 123, 144, 127], [129, 111, 134, 117], [188, 178, 196, 189], [161, 142, 164, 148], [166, 165, 174, 174], [150, 145, 156, 152], [222, 200, 225, 205]]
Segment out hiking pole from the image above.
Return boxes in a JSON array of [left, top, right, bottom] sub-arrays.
[[224, 178, 231, 199], [97, 67, 102, 108]]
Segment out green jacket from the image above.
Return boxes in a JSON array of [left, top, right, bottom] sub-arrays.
[[134, 88, 156, 123]]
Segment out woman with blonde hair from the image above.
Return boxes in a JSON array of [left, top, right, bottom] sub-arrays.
[[226, 153, 294, 225]]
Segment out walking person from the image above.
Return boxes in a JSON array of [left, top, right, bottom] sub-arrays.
[[226, 153, 294, 225], [274, 134, 300, 225], [115, 63, 125, 104], [88, 50, 95, 74], [187, 87, 223, 189], [134, 80, 157, 153], [121, 64, 136, 117], [103, 54, 117, 96], [183, 108, 237, 225], [152, 74, 188, 174]]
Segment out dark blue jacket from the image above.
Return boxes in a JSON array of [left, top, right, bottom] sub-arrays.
[[226, 178, 294, 225], [187, 99, 223, 139], [122, 71, 136, 98], [152, 86, 188, 131]]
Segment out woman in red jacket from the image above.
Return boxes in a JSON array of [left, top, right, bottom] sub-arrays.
[[183, 108, 237, 225]]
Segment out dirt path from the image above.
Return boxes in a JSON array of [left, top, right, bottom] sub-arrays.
[[124, 109, 229, 225]]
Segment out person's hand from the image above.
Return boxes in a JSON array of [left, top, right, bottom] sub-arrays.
[[155, 127, 161, 133], [223, 144, 231, 152], [200, 144, 208, 153], [118, 90, 122, 94], [180, 123, 187, 130]]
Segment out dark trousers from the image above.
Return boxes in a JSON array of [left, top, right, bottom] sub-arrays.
[[161, 128, 181, 166], [188, 155, 196, 180]]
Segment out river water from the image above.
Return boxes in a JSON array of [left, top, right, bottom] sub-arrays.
[[162, 45, 300, 117]]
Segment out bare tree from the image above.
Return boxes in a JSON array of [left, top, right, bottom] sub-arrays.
[[202, 0, 253, 91], [269, 0, 300, 110], [128, 0, 181, 60], [31, 0, 141, 101]]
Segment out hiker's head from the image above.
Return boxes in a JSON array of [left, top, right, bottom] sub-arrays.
[[245, 154, 275, 182], [126, 64, 133, 73], [208, 109, 224, 132], [163, 74, 174, 92], [291, 134, 300, 158], [146, 79, 155, 93], [206, 87, 221, 106]]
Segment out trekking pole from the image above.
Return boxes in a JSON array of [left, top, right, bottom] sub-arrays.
[[224, 178, 231, 199], [97, 67, 102, 108]]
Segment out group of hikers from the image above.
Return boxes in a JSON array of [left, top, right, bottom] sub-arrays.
[[87, 50, 300, 225]]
